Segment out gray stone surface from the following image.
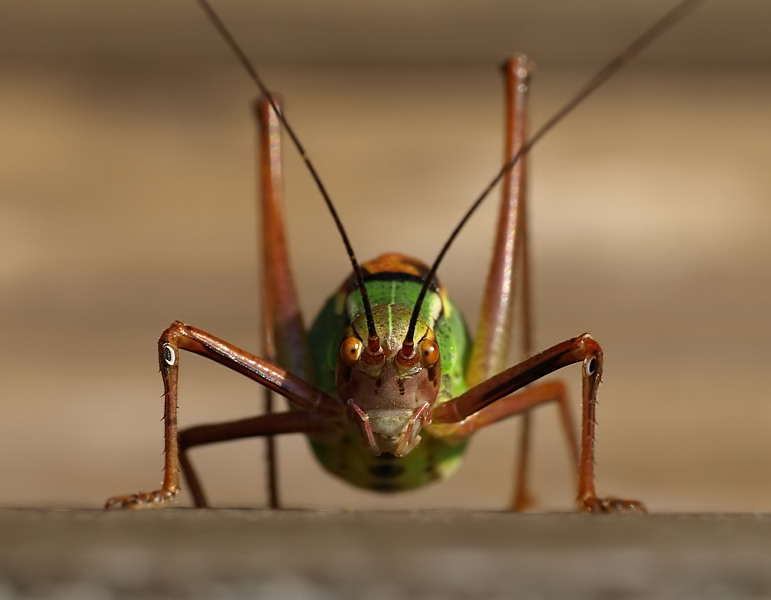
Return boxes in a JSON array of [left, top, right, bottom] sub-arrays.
[[1, 509, 771, 599]]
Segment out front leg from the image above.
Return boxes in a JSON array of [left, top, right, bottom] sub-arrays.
[[433, 333, 644, 513], [105, 321, 341, 510]]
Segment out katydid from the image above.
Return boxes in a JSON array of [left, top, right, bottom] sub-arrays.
[[106, 0, 701, 513]]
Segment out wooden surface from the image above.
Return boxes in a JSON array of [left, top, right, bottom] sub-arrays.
[[1, 509, 771, 599]]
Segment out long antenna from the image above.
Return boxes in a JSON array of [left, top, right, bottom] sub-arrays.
[[195, 0, 379, 343], [402, 0, 703, 347]]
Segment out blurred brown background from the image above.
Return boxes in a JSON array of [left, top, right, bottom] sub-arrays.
[[2, 1, 770, 512]]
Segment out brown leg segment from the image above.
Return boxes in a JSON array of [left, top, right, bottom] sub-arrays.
[[510, 58, 537, 512], [467, 55, 532, 386], [178, 411, 329, 508], [472, 382, 576, 512], [256, 96, 317, 508], [433, 334, 644, 513], [255, 96, 315, 509], [104, 321, 340, 510], [465, 56, 540, 511], [255, 97, 314, 382], [432, 380, 578, 511], [511, 413, 535, 511]]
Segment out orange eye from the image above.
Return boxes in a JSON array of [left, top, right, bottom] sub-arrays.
[[418, 338, 439, 368], [340, 336, 363, 366]]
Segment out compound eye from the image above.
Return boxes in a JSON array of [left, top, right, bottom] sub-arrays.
[[418, 338, 439, 368], [340, 336, 363, 366]]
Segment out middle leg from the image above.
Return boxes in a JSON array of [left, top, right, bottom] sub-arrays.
[[433, 334, 644, 513], [178, 411, 328, 508], [435, 379, 577, 511]]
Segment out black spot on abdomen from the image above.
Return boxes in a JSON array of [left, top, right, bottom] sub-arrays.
[[368, 461, 405, 479]]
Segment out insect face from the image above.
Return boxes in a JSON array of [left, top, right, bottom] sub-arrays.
[[336, 305, 440, 457]]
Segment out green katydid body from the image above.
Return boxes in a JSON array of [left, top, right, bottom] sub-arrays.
[[102, 0, 694, 512], [306, 252, 471, 492]]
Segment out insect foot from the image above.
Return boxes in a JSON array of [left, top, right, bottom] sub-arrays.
[[579, 495, 646, 514], [104, 488, 179, 510]]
